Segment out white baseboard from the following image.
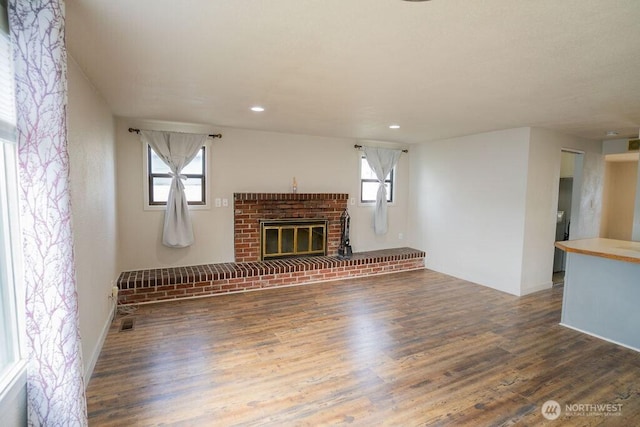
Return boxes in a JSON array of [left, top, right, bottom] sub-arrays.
[[520, 280, 553, 296], [84, 301, 115, 388]]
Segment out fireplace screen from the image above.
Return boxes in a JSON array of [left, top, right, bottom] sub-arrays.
[[260, 219, 327, 260]]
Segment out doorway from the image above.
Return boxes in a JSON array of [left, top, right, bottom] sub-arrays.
[[552, 150, 582, 285], [600, 152, 639, 241]]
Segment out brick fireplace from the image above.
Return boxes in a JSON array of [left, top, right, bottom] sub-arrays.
[[115, 192, 426, 305], [233, 193, 348, 262]]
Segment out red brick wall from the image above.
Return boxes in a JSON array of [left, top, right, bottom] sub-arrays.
[[233, 193, 349, 262]]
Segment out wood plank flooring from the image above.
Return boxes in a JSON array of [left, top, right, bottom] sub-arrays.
[[86, 269, 640, 426]]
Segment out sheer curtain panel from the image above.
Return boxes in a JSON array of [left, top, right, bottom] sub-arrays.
[[10, 0, 88, 424], [363, 146, 402, 235], [140, 130, 208, 248]]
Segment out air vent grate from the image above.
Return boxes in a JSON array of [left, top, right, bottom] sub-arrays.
[[119, 317, 136, 332]]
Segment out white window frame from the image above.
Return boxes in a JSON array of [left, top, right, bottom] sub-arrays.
[[0, 141, 26, 391], [359, 155, 396, 206], [142, 141, 210, 211], [0, 2, 26, 403]]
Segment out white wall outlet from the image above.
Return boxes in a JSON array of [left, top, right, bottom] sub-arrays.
[[108, 282, 120, 304], [215, 198, 222, 207], [398, 233, 404, 240], [222, 198, 229, 207], [350, 197, 356, 205]]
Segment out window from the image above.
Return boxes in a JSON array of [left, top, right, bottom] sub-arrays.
[[0, 4, 25, 394], [0, 140, 23, 385], [147, 145, 206, 206], [360, 156, 394, 203]]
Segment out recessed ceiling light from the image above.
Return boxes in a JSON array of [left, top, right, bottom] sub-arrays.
[[389, 124, 400, 129], [605, 130, 619, 137], [250, 106, 265, 112]]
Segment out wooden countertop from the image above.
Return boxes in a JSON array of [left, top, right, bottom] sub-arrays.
[[555, 238, 640, 264]]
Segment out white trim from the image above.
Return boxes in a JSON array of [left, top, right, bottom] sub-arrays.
[[83, 296, 117, 388], [519, 280, 553, 296], [0, 142, 26, 392], [0, 361, 27, 426]]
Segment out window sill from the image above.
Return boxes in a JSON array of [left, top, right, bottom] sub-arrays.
[[143, 203, 210, 212], [0, 359, 27, 424], [358, 201, 396, 207]]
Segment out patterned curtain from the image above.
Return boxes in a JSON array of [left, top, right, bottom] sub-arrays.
[[9, 0, 88, 425]]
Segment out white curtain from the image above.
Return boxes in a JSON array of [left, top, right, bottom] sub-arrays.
[[140, 130, 208, 248], [363, 146, 402, 235]]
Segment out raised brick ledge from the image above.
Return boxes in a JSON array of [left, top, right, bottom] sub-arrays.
[[117, 247, 425, 291]]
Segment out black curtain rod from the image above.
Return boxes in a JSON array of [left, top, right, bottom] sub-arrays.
[[128, 127, 222, 139], [354, 144, 408, 153]]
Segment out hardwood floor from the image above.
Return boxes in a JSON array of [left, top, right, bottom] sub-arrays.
[[86, 269, 640, 426]]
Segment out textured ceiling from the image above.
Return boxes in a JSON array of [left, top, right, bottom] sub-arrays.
[[66, 0, 640, 144]]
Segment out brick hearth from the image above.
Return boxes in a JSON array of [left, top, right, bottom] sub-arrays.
[[116, 247, 426, 305]]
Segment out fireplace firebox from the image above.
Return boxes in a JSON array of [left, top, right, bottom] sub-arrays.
[[234, 193, 348, 262], [260, 219, 328, 260]]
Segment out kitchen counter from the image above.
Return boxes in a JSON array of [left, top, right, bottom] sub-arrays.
[[555, 238, 640, 352], [555, 238, 640, 264]]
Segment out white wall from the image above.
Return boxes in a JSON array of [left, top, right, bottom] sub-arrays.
[[572, 152, 605, 239], [521, 128, 603, 294], [409, 127, 603, 296], [67, 57, 118, 380], [408, 128, 531, 295], [116, 119, 410, 270]]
